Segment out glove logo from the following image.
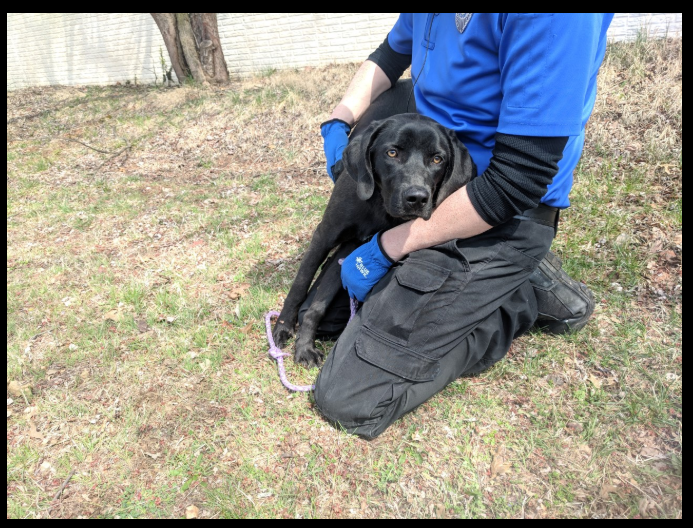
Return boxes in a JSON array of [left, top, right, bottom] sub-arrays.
[[355, 256, 370, 278], [455, 13, 473, 34]]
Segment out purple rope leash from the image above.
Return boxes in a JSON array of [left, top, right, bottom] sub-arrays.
[[265, 298, 358, 392]]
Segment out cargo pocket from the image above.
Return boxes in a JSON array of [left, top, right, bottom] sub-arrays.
[[364, 258, 450, 346], [356, 326, 440, 382]]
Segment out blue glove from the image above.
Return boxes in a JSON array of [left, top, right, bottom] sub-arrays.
[[341, 233, 395, 302], [320, 119, 351, 181]]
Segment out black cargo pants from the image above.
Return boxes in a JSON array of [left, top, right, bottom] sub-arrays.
[[312, 215, 554, 438]]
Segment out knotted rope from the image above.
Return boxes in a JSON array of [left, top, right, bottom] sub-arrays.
[[265, 298, 358, 392]]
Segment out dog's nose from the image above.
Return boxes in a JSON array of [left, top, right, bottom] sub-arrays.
[[404, 186, 430, 208]]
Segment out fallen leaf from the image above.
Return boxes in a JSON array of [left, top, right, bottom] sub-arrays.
[[239, 322, 253, 334], [228, 283, 251, 300], [662, 250, 679, 265], [588, 374, 602, 389], [185, 505, 199, 519], [8, 381, 32, 398], [649, 240, 664, 254], [490, 446, 511, 478], [28, 418, 44, 440], [639, 446, 662, 458], [136, 318, 150, 333], [144, 452, 161, 459], [566, 422, 584, 433], [599, 484, 619, 499], [7, 381, 22, 397], [659, 163, 676, 175], [103, 309, 123, 322], [233, 304, 241, 320]]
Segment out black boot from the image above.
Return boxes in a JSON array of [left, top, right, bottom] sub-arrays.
[[530, 251, 595, 335]]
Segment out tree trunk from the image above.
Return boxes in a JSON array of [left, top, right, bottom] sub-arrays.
[[175, 13, 209, 85], [190, 13, 230, 84], [150, 13, 189, 84], [150, 13, 230, 86]]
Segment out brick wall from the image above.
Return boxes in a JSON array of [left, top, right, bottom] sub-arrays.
[[7, 13, 167, 90], [607, 12, 682, 42], [6, 13, 683, 90], [216, 13, 398, 77]]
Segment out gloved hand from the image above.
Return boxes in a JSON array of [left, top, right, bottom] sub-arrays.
[[341, 232, 395, 302], [320, 119, 351, 181]]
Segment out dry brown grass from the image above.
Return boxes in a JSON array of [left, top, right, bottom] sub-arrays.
[[7, 37, 681, 519]]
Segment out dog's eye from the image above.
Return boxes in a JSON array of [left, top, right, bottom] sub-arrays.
[[386, 149, 398, 158], [432, 155, 443, 164]]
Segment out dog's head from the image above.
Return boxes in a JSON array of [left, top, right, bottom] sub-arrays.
[[342, 113, 476, 220]]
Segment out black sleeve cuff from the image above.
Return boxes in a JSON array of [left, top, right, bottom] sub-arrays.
[[467, 133, 569, 226], [367, 35, 412, 87]]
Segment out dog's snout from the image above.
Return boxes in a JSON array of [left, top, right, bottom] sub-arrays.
[[404, 186, 430, 207]]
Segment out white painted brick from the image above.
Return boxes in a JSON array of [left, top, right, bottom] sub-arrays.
[[7, 13, 683, 89]]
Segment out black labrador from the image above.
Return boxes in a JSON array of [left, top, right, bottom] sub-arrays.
[[273, 112, 476, 368]]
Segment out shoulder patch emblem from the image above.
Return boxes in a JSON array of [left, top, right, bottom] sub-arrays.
[[455, 13, 474, 34]]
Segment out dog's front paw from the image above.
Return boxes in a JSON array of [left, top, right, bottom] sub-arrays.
[[272, 320, 295, 349], [294, 342, 324, 369]]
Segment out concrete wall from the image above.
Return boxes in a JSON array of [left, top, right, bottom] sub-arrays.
[[6, 13, 683, 90]]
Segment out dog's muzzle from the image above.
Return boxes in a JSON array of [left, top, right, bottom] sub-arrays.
[[401, 185, 432, 218]]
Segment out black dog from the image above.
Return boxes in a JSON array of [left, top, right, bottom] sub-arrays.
[[273, 112, 476, 367]]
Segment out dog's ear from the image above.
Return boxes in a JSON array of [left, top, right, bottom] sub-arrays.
[[343, 120, 389, 201], [435, 128, 477, 207]]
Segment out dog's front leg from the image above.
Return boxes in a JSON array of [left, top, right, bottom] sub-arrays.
[[272, 224, 341, 348], [293, 240, 359, 368]]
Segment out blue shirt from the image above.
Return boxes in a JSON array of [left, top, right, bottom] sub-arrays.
[[388, 13, 614, 208]]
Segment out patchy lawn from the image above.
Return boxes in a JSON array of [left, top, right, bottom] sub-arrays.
[[7, 36, 681, 519]]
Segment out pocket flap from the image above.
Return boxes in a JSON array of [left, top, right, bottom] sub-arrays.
[[395, 260, 450, 292], [356, 327, 440, 382]]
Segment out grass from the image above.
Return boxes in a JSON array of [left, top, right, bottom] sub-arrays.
[[6, 36, 681, 519]]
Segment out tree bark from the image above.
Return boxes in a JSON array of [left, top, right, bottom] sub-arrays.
[[151, 13, 230, 86], [175, 13, 209, 85], [150, 13, 189, 84], [190, 13, 230, 84]]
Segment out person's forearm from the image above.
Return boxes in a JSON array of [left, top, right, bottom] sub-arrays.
[[380, 186, 493, 261], [329, 61, 392, 126]]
